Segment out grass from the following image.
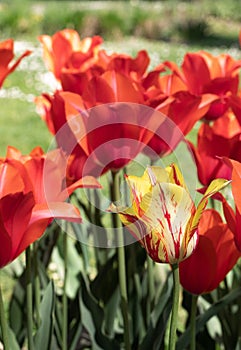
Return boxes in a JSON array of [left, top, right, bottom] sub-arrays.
[[0, 98, 51, 154]]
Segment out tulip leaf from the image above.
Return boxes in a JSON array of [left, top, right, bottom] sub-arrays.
[[90, 253, 118, 303], [177, 287, 241, 350], [9, 281, 25, 345], [131, 272, 146, 342], [68, 319, 83, 350], [70, 222, 91, 275], [235, 338, 241, 350], [55, 231, 83, 299], [34, 281, 55, 350], [139, 271, 173, 350], [8, 327, 21, 350], [67, 289, 87, 350], [79, 274, 121, 350], [0, 326, 20, 350], [103, 287, 120, 338]]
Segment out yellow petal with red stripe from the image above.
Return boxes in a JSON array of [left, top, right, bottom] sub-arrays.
[[165, 163, 187, 189], [108, 202, 144, 241], [139, 182, 195, 263], [188, 178, 230, 236]]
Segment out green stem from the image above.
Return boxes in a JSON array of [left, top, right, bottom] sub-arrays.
[[147, 255, 155, 321], [26, 246, 34, 350], [111, 171, 131, 350], [62, 231, 68, 350], [33, 242, 41, 328], [190, 294, 198, 350], [168, 263, 180, 350], [89, 189, 108, 268], [0, 279, 10, 350]]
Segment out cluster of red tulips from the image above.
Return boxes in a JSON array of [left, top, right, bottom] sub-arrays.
[[35, 29, 241, 294], [1, 29, 241, 350]]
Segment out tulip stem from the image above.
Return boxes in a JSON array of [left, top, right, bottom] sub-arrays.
[[0, 279, 10, 350], [169, 263, 180, 350], [111, 171, 131, 350], [26, 246, 34, 350], [190, 294, 198, 350], [62, 231, 68, 350], [147, 255, 155, 320], [33, 242, 41, 328]]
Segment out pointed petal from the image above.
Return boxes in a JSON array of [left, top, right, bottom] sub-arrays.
[[189, 178, 230, 235], [166, 163, 187, 188], [223, 158, 241, 213], [66, 176, 101, 196], [108, 202, 143, 240], [31, 202, 82, 224]]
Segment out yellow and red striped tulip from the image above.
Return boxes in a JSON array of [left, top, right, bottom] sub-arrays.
[[109, 164, 229, 264]]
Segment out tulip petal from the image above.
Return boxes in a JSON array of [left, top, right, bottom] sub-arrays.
[[0, 192, 35, 266], [166, 163, 187, 188], [140, 183, 195, 263], [223, 158, 241, 213], [125, 174, 152, 213], [14, 219, 49, 263], [31, 202, 82, 224], [180, 209, 240, 294], [189, 178, 230, 235], [126, 166, 170, 207], [66, 175, 102, 196], [180, 235, 217, 294]]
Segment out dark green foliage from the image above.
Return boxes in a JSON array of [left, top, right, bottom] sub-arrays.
[[0, 0, 239, 46]]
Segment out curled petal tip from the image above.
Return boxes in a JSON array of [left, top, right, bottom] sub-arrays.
[[106, 203, 118, 213]]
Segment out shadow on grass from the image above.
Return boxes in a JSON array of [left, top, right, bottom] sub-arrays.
[[185, 33, 239, 48]]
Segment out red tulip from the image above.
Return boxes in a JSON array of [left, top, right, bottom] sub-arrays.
[[139, 61, 218, 159], [0, 146, 100, 268], [164, 51, 241, 120], [143, 91, 217, 159], [143, 70, 186, 109], [180, 209, 240, 295], [61, 49, 151, 95], [36, 89, 161, 176], [106, 50, 150, 80], [220, 157, 241, 252], [228, 90, 241, 126], [0, 39, 31, 88], [39, 29, 103, 80], [189, 112, 241, 186]]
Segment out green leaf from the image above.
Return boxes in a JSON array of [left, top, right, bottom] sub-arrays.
[[104, 287, 120, 337], [0, 326, 20, 350], [34, 281, 55, 350], [235, 337, 241, 350], [177, 287, 241, 350], [8, 327, 21, 350], [67, 292, 83, 350], [139, 271, 173, 350], [9, 281, 25, 345], [79, 274, 121, 350], [90, 253, 118, 303]]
